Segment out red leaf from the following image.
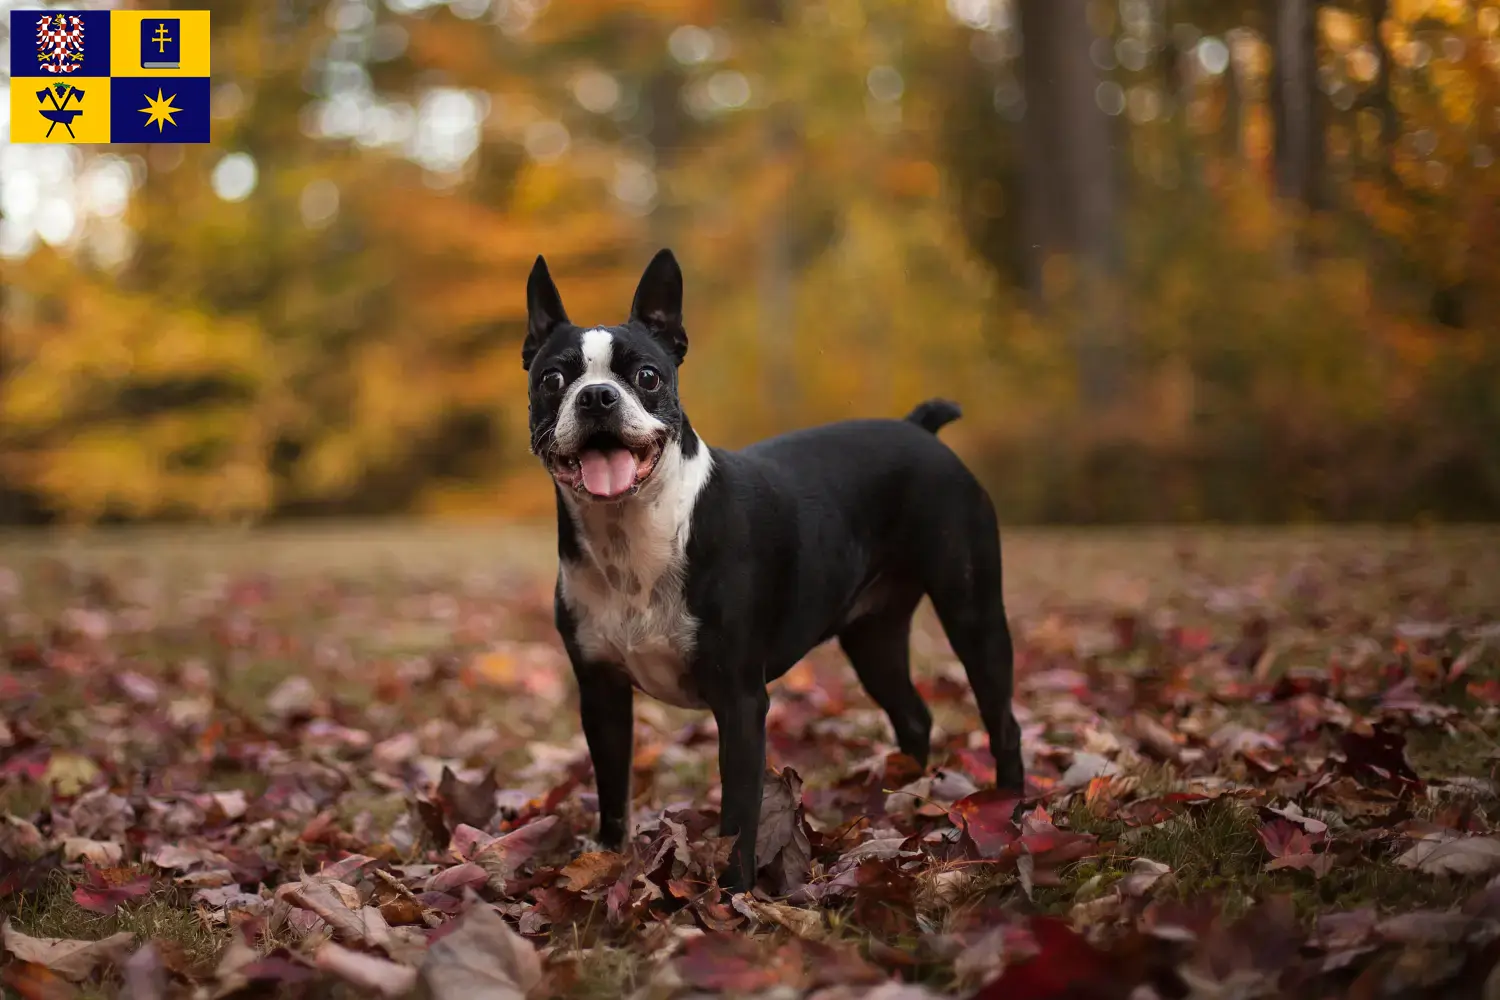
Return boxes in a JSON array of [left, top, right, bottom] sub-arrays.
[[674, 934, 803, 993], [948, 789, 1024, 857], [1338, 725, 1422, 792], [437, 766, 500, 831], [970, 917, 1115, 999], [426, 862, 490, 895], [1, 850, 64, 899], [1255, 820, 1313, 860], [1018, 826, 1099, 867], [72, 863, 152, 915], [2, 962, 78, 1000]]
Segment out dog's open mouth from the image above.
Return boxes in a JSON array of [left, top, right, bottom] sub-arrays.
[[551, 432, 665, 500]]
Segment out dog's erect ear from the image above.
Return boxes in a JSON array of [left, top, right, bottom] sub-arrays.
[[523, 255, 569, 370], [629, 248, 687, 364]]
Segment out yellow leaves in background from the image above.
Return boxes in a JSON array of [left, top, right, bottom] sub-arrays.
[[2, 0, 1498, 524], [42, 754, 103, 797]]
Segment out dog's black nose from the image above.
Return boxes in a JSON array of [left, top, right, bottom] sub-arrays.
[[577, 383, 619, 414]]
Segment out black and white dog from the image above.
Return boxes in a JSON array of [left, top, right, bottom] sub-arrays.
[[523, 249, 1024, 892]]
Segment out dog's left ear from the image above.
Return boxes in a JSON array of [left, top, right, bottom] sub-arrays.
[[629, 249, 687, 364]]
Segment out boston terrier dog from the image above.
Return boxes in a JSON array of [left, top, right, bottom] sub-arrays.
[[523, 249, 1024, 892]]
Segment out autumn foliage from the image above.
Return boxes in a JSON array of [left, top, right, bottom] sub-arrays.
[[2, 529, 1500, 997], [2, 1, 1499, 524]]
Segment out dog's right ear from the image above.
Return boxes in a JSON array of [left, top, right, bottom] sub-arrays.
[[523, 255, 569, 370]]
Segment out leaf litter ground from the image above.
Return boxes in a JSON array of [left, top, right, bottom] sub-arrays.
[[3, 526, 1500, 1000]]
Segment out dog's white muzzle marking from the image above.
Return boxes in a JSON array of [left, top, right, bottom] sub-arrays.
[[552, 328, 667, 455]]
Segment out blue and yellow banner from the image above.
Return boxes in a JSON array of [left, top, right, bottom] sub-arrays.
[[8, 9, 211, 144]]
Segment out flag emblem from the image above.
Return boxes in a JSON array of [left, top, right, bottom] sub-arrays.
[[141, 18, 179, 70], [9, 9, 209, 144], [35, 13, 86, 75], [138, 87, 181, 132], [36, 81, 87, 138]]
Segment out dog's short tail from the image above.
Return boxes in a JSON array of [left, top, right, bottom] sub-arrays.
[[905, 398, 963, 435]]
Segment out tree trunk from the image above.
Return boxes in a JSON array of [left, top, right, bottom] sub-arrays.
[[1269, 0, 1323, 211], [1222, 34, 1246, 162], [1366, 0, 1399, 178], [1018, 0, 1123, 411], [749, 0, 800, 431], [758, 107, 799, 431]]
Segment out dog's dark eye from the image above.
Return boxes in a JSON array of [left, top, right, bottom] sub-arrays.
[[540, 371, 565, 393], [635, 367, 661, 391]]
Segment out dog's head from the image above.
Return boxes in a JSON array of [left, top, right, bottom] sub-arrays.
[[522, 249, 690, 503]]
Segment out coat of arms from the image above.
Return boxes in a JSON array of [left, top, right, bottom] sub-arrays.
[[35, 13, 86, 75]]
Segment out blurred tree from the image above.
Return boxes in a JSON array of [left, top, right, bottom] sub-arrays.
[[2, 0, 1498, 524], [1016, 0, 1124, 409], [1268, 0, 1325, 216]]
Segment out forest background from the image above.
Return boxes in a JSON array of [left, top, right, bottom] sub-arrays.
[[3, 0, 1499, 527]]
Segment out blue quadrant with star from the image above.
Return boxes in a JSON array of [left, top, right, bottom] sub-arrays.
[[111, 77, 210, 143]]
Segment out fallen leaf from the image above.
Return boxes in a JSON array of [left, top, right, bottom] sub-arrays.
[[674, 933, 805, 993], [72, 864, 152, 915], [731, 895, 825, 937], [1396, 836, 1500, 877], [265, 675, 320, 721], [1, 850, 64, 899], [315, 943, 418, 998], [1256, 819, 1316, 859], [1, 962, 78, 1000], [122, 944, 166, 1000], [1118, 858, 1171, 897], [472, 815, 563, 892], [756, 766, 812, 893], [1, 921, 134, 981], [438, 766, 500, 831], [968, 916, 1115, 999], [427, 862, 491, 895], [151, 845, 230, 871], [60, 838, 122, 866], [558, 851, 626, 892], [419, 891, 542, 1000], [283, 880, 368, 941], [948, 790, 1023, 858], [41, 754, 101, 797]]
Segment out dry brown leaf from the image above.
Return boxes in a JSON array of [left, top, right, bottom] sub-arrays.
[[472, 816, 563, 893], [282, 880, 367, 942], [1, 921, 134, 982], [122, 944, 167, 1000], [60, 838, 123, 866], [418, 892, 542, 1000], [558, 851, 626, 892], [1396, 837, 1500, 877], [730, 895, 825, 938], [1119, 858, 1172, 897], [205, 933, 259, 1000], [315, 943, 418, 998]]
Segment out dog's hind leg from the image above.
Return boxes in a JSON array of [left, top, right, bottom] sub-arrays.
[[838, 605, 931, 767], [923, 503, 1025, 793]]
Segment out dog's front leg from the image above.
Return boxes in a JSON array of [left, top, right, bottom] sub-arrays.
[[708, 682, 770, 894], [575, 663, 635, 849]]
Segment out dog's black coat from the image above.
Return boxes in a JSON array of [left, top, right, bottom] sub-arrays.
[[523, 250, 1024, 892]]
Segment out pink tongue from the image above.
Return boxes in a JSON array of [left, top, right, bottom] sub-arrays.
[[579, 448, 639, 497]]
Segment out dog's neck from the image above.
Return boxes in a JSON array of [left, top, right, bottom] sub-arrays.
[[559, 422, 713, 575]]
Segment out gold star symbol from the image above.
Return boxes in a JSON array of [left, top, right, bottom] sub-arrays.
[[138, 87, 181, 132]]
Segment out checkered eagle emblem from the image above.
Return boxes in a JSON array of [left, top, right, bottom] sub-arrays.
[[35, 13, 86, 75]]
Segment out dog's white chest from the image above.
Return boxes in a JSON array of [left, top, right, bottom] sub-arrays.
[[560, 502, 707, 710]]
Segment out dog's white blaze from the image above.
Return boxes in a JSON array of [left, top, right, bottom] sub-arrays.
[[560, 436, 715, 709], [552, 328, 667, 454], [580, 327, 614, 379]]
